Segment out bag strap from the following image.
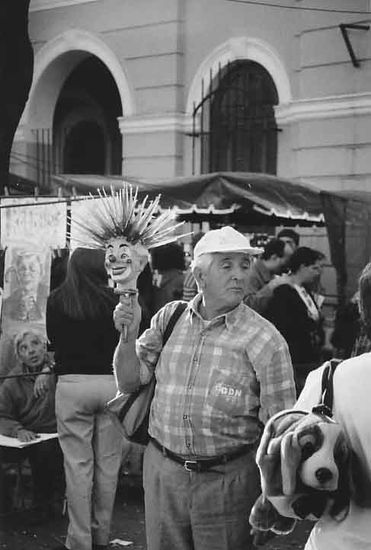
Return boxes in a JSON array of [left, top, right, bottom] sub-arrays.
[[162, 302, 187, 347], [312, 358, 342, 418]]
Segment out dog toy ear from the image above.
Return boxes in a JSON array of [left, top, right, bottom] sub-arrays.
[[327, 446, 354, 520], [280, 431, 302, 495]]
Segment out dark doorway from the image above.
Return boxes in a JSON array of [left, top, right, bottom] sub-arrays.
[[63, 120, 105, 174], [54, 56, 122, 175]]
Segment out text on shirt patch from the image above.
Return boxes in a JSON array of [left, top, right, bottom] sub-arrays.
[[214, 382, 242, 398]]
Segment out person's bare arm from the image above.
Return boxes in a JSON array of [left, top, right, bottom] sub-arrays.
[[113, 294, 142, 393]]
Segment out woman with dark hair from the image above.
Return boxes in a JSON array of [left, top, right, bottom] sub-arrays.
[[266, 247, 325, 396], [295, 260, 371, 550], [46, 247, 124, 550]]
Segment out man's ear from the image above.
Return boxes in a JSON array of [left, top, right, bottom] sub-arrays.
[[193, 266, 205, 290]]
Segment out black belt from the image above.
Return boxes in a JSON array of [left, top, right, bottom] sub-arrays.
[[150, 438, 254, 472]]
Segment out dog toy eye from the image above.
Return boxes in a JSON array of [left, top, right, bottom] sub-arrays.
[[299, 434, 316, 459]]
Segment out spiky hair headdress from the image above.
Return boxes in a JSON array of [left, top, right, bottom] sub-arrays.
[[70, 183, 184, 250]]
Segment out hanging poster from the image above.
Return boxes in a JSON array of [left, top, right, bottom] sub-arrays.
[[0, 246, 51, 376], [0, 197, 66, 248], [2, 246, 50, 325], [0, 197, 66, 375]]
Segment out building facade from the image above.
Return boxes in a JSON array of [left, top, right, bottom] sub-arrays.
[[10, 0, 371, 193]]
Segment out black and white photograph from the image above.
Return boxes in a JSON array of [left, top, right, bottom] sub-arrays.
[[1, 1, 371, 550]]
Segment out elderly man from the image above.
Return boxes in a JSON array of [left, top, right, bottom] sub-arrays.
[[113, 226, 296, 550], [0, 330, 64, 519]]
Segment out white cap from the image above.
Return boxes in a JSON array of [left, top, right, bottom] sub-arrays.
[[193, 226, 263, 260]]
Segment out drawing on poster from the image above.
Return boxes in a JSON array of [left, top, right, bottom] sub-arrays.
[[2, 248, 50, 324]]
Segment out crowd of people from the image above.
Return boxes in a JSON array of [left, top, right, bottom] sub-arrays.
[[0, 225, 370, 550]]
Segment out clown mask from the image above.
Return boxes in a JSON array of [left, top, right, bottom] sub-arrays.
[[104, 238, 148, 291]]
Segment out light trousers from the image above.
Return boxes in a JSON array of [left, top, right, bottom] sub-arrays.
[[143, 440, 260, 550], [56, 374, 126, 550]]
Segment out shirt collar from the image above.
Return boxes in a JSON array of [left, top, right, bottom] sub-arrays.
[[188, 293, 245, 330]]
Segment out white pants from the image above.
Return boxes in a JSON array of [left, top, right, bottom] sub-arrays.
[[56, 375, 126, 550]]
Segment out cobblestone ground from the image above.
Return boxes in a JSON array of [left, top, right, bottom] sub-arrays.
[[0, 485, 312, 550], [0, 465, 313, 550]]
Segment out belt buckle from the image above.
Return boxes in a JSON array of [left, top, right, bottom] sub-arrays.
[[184, 460, 197, 472]]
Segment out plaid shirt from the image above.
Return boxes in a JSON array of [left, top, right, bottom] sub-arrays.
[[137, 296, 295, 457]]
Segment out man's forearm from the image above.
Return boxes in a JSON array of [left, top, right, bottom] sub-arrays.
[[113, 333, 141, 393]]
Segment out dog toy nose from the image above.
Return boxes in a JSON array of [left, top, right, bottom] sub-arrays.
[[315, 468, 333, 484]]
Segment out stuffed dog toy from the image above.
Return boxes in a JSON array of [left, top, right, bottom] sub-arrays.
[[249, 407, 352, 536]]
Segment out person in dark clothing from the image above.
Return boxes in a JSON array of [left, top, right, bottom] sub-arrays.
[[277, 228, 300, 253], [0, 329, 64, 519], [150, 242, 186, 314], [331, 295, 361, 359], [277, 228, 300, 274], [46, 248, 125, 550], [266, 247, 325, 396], [137, 262, 155, 335], [244, 238, 290, 315]]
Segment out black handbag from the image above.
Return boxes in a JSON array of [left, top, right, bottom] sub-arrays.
[[105, 302, 187, 445]]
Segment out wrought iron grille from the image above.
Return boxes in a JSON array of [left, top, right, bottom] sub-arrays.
[[192, 60, 279, 175], [31, 128, 54, 189]]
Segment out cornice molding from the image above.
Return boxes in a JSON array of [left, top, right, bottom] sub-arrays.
[[30, 0, 98, 11], [118, 114, 194, 135], [276, 93, 371, 124]]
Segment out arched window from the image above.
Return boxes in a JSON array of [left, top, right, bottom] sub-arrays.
[[194, 60, 279, 174]]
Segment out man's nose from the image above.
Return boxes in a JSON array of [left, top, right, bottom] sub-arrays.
[[232, 268, 245, 279]]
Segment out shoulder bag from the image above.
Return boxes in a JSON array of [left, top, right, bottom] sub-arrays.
[[105, 302, 187, 445]]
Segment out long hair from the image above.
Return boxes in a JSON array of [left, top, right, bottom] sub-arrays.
[[50, 247, 117, 320]]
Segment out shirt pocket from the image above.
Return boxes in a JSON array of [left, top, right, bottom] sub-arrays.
[[207, 367, 249, 419]]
